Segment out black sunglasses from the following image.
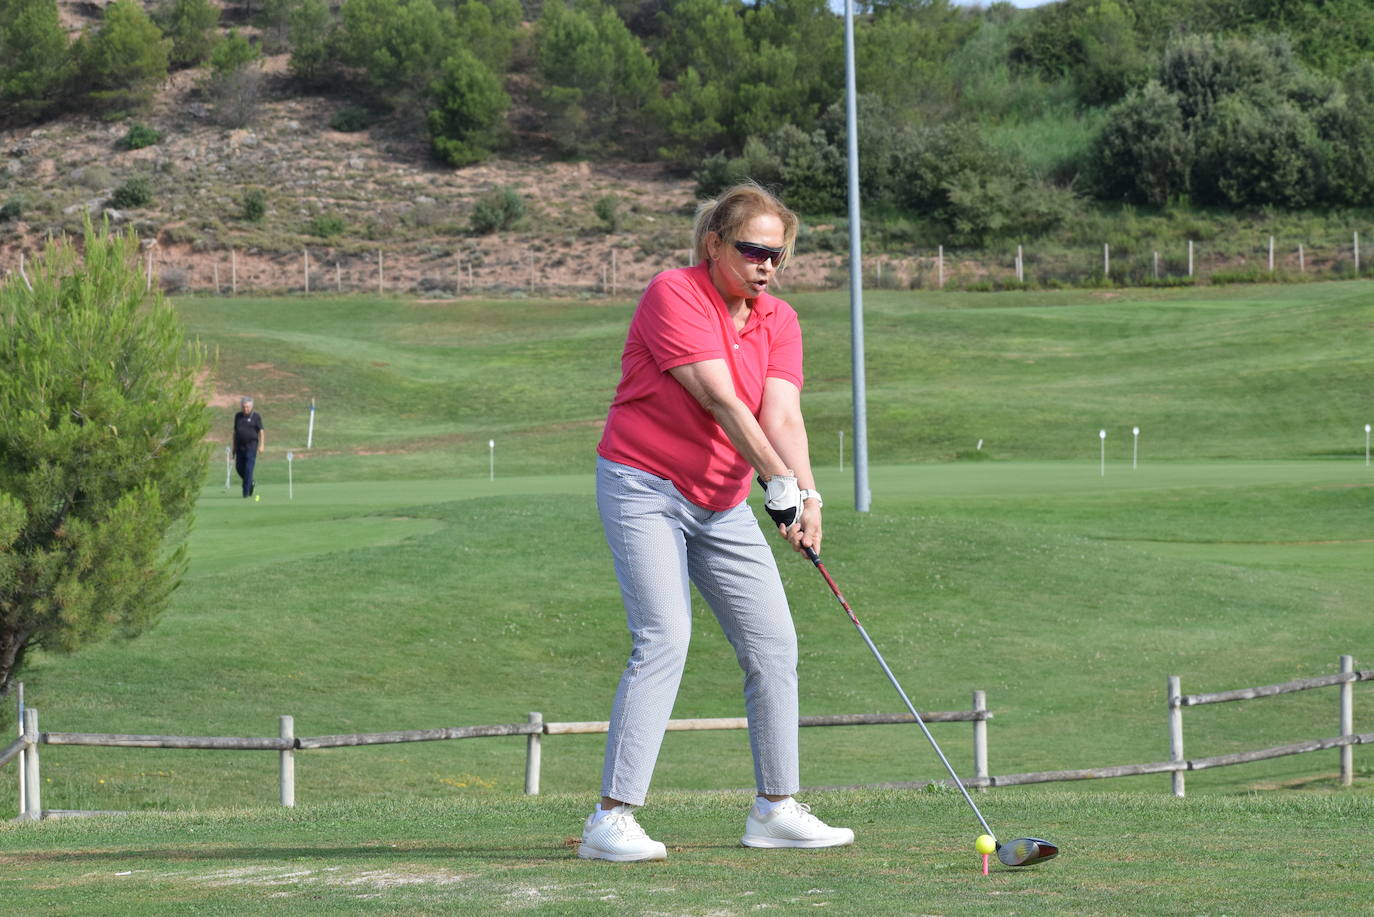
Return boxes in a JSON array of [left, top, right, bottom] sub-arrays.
[[733, 240, 785, 265]]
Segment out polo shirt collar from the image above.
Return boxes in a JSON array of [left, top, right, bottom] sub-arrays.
[[692, 261, 777, 321]]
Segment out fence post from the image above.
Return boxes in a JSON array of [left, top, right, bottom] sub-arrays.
[[1153, 251, 1159, 280], [1340, 655, 1354, 787], [22, 707, 40, 820], [1103, 242, 1109, 278], [972, 690, 988, 792], [231, 249, 238, 295], [1168, 676, 1185, 797], [525, 712, 543, 795], [1299, 244, 1305, 273], [1268, 235, 1274, 274], [1188, 240, 1194, 278], [1015, 246, 1023, 283], [1355, 232, 1361, 274], [280, 715, 295, 807], [303, 250, 310, 294], [937, 244, 944, 289], [16, 682, 24, 817]]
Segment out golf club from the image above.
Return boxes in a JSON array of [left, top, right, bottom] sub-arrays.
[[802, 546, 1059, 868]]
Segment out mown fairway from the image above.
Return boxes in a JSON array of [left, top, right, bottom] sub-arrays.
[[1, 282, 1371, 913]]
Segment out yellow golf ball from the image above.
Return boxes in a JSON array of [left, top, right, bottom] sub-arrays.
[[975, 834, 996, 855]]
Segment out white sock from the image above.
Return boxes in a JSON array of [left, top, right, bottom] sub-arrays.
[[590, 802, 623, 824], [755, 795, 785, 814]]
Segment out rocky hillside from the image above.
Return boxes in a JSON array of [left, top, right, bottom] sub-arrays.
[[0, 34, 844, 297]]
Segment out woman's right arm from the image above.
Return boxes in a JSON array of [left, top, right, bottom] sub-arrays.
[[668, 359, 792, 481]]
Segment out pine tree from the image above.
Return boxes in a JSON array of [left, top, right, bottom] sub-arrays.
[[0, 221, 211, 697]]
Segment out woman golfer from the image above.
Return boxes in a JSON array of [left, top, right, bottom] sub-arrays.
[[580, 182, 852, 862]]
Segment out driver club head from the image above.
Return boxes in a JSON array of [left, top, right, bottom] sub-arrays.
[[997, 837, 1059, 867]]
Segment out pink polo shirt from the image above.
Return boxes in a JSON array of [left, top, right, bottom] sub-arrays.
[[597, 263, 804, 511]]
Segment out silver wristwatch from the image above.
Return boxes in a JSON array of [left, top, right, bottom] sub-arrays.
[[799, 488, 823, 507]]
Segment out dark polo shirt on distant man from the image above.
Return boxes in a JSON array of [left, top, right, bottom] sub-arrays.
[[233, 396, 265, 499]]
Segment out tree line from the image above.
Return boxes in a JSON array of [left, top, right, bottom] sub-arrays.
[[3, 0, 1374, 245]]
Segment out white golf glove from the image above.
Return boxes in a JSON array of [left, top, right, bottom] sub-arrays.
[[758, 474, 801, 528]]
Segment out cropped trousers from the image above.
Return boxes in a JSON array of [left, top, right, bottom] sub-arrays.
[[596, 457, 799, 806]]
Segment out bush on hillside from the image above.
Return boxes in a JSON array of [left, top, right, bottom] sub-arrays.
[[426, 49, 508, 166], [202, 30, 264, 128], [111, 175, 153, 209], [593, 194, 621, 233], [0, 0, 74, 124], [120, 123, 163, 150], [306, 213, 346, 238], [152, 0, 221, 68], [73, 0, 172, 116], [330, 105, 371, 133], [469, 186, 524, 234], [536, 0, 657, 155], [285, 0, 337, 88], [240, 188, 267, 222]]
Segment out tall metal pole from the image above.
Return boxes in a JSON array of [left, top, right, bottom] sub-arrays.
[[844, 0, 871, 512]]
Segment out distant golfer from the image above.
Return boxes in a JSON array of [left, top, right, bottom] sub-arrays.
[[232, 396, 264, 498], [580, 182, 849, 862]]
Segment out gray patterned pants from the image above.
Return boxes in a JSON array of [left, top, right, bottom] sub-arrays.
[[596, 457, 800, 805]]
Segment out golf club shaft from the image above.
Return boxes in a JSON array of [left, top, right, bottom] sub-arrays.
[[803, 547, 996, 839]]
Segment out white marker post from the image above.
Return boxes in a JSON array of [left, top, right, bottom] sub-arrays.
[[1132, 426, 1140, 470], [489, 439, 495, 481], [224, 446, 232, 491], [1099, 429, 1107, 477], [306, 398, 316, 450], [286, 450, 294, 500]]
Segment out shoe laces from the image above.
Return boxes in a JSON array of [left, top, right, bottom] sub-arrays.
[[603, 807, 649, 840], [773, 798, 822, 824]]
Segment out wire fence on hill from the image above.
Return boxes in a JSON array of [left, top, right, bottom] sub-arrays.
[[6, 232, 1371, 298]]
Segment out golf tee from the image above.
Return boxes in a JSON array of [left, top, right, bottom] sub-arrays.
[[982, 854, 989, 876]]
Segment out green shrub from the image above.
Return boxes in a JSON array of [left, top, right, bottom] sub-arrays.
[[75, 0, 172, 115], [121, 123, 163, 150], [305, 213, 346, 238], [330, 104, 370, 132], [426, 49, 508, 166], [593, 194, 621, 233], [111, 175, 153, 209], [240, 188, 266, 222], [0, 220, 210, 695], [0, 199, 22, 222], [469, 187, 524, 234], [152, 0, 220, 67]]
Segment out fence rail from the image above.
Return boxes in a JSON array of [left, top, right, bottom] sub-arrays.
[[5, 656, 1364, 818], [5, 699, 993, 821]]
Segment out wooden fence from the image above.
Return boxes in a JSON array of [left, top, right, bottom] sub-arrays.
[[4, 697, 992, 821], [959, 655, 1369, 796], [6, 656, 1366, 819]]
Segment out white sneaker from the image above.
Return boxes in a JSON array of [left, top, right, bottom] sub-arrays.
[[578, 805, 668, 862], [741, 798, 855, 849]]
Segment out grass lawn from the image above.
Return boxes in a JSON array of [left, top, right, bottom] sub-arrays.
[[3, 791, 1372, 915], [1, 282, 1371, 912]]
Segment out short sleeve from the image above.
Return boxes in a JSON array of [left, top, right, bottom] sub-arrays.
[[634, 272, 726, 372], [766, 304, 804, 390]]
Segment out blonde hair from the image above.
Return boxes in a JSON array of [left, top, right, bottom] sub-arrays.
[[692, 181, 798, 270]]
